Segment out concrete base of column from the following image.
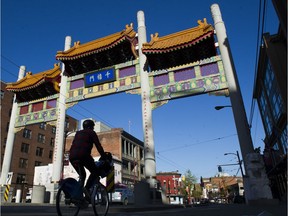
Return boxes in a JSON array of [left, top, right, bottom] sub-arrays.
[[31, 185, 46, 203], [135, 181, 151, 206], [46, 183, 59, 204], [244, 153, 275, 205], [0, 186, 13, 203], [134, 181, 163, 206]]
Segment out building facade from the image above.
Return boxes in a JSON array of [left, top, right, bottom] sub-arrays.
[[202, 176, 244, 202], [156, 171, 182, 203], [1, 81, 78, 200], [65, 125, 145, 188], [253, 0, 287, 202]]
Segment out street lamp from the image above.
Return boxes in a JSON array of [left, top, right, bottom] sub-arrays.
[[214, 105, 232, 110], [224, 151, 244, 177]]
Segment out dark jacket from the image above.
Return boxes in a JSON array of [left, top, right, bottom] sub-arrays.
[[69, 128, 105, 160]]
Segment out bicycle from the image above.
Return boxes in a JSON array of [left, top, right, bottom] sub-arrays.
[[56, 152, 113, 216]]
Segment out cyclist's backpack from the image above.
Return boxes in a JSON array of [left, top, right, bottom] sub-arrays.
[[96, 152, 113, 178]]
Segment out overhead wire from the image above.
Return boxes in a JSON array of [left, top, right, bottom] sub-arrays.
[[1, 55, 117, 129], [249, 0, 266, 128], [157, 134, 237, 154]]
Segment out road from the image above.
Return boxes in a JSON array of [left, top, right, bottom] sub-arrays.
[[1, 203, 286, 216]]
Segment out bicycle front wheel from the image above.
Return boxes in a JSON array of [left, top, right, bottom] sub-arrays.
[[56, 185, 80, 216], [91, 183, 109, 216]]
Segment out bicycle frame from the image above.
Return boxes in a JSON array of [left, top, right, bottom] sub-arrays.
[[56, 160, 110, 216]]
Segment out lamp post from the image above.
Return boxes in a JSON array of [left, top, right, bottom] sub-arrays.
[[214, 105, 232, 110], [224, 151, 244, 178]]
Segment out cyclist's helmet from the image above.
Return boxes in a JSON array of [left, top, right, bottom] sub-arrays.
[[83, 119, 95, 129]]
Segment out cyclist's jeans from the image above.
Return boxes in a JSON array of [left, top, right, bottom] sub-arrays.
[[70, 155, 100, 190]]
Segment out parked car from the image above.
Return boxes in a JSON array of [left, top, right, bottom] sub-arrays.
[[25, 193, 32, 203], [111, 187, 134, 205]]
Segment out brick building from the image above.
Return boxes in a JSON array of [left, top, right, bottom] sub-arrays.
[[200, 176, 244, 203], [1, 80, 78, 198], [156, 171, 182, 203], [253, 0, 287, 202]]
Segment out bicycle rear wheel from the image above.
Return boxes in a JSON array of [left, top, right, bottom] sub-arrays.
[[56, 185, 80, 216], [91, 183, 109, 216]]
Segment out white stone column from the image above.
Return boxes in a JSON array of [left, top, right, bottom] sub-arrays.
[[49, 36, 71, 204], [0, 66, 25, 185], [211, 4, 273, 204], [51, 36, 72, 183], [137, 10, 157, 188]]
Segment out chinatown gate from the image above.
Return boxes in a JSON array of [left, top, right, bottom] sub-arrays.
[[1, 5, 273, 204]]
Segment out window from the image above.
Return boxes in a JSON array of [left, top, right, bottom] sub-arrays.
[[264, 60, 284, 123], [39, 122, 46, 130], [16, 174, 26, 184], [52, 126, 56, 134], [1, 90, 4, 99], [280, 128, 287, 154], [21, 143, 29, 153], [65, 120, 70, 131], [50, 138, 55, 146], [35, 161, 42, 166], [37, 134, 45, 144], [122, 159, 129, 170], [19, 158, 28, 168], [36, 147, 43, 157], [49, 150, 53, 159], [3, 138, 7, 149], [23, 129, 32, 139]]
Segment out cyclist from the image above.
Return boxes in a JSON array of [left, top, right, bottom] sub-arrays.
[[69, 119, 106, 200]]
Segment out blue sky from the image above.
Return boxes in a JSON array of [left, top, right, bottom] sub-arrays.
[[1, 0, 278, 180]]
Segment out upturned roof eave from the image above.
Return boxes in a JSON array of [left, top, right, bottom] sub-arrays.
[[142, 18, 214, 53], [142, 31, 214, 54], [6, 64, 61, 92], [56, 24, 137, 61]]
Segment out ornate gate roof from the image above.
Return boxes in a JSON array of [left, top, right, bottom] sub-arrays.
[[6, 64, 61, 102], [56, 24, 137, 76], [142, 19, 216, 71]]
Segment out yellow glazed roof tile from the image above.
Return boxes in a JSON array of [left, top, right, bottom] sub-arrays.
[[142, 19, 214, 53], [56, 24, 137, 60], [6, 64, 61, 92]]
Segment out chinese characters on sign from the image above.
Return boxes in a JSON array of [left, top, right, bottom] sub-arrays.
[[84, 68, 116, 87]]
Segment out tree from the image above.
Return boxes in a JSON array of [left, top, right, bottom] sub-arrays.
[[180, 169, 197, 204]]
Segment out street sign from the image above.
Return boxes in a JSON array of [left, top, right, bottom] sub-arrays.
[[6, 172, 13, 185], [84, 68, 116, 87]]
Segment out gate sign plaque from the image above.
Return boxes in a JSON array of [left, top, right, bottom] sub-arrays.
[[84, 68, 116, 87]]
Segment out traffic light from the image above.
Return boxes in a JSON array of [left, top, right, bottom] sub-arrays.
[[200, 176, 204, 187], [218, 166, 222, 172]]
